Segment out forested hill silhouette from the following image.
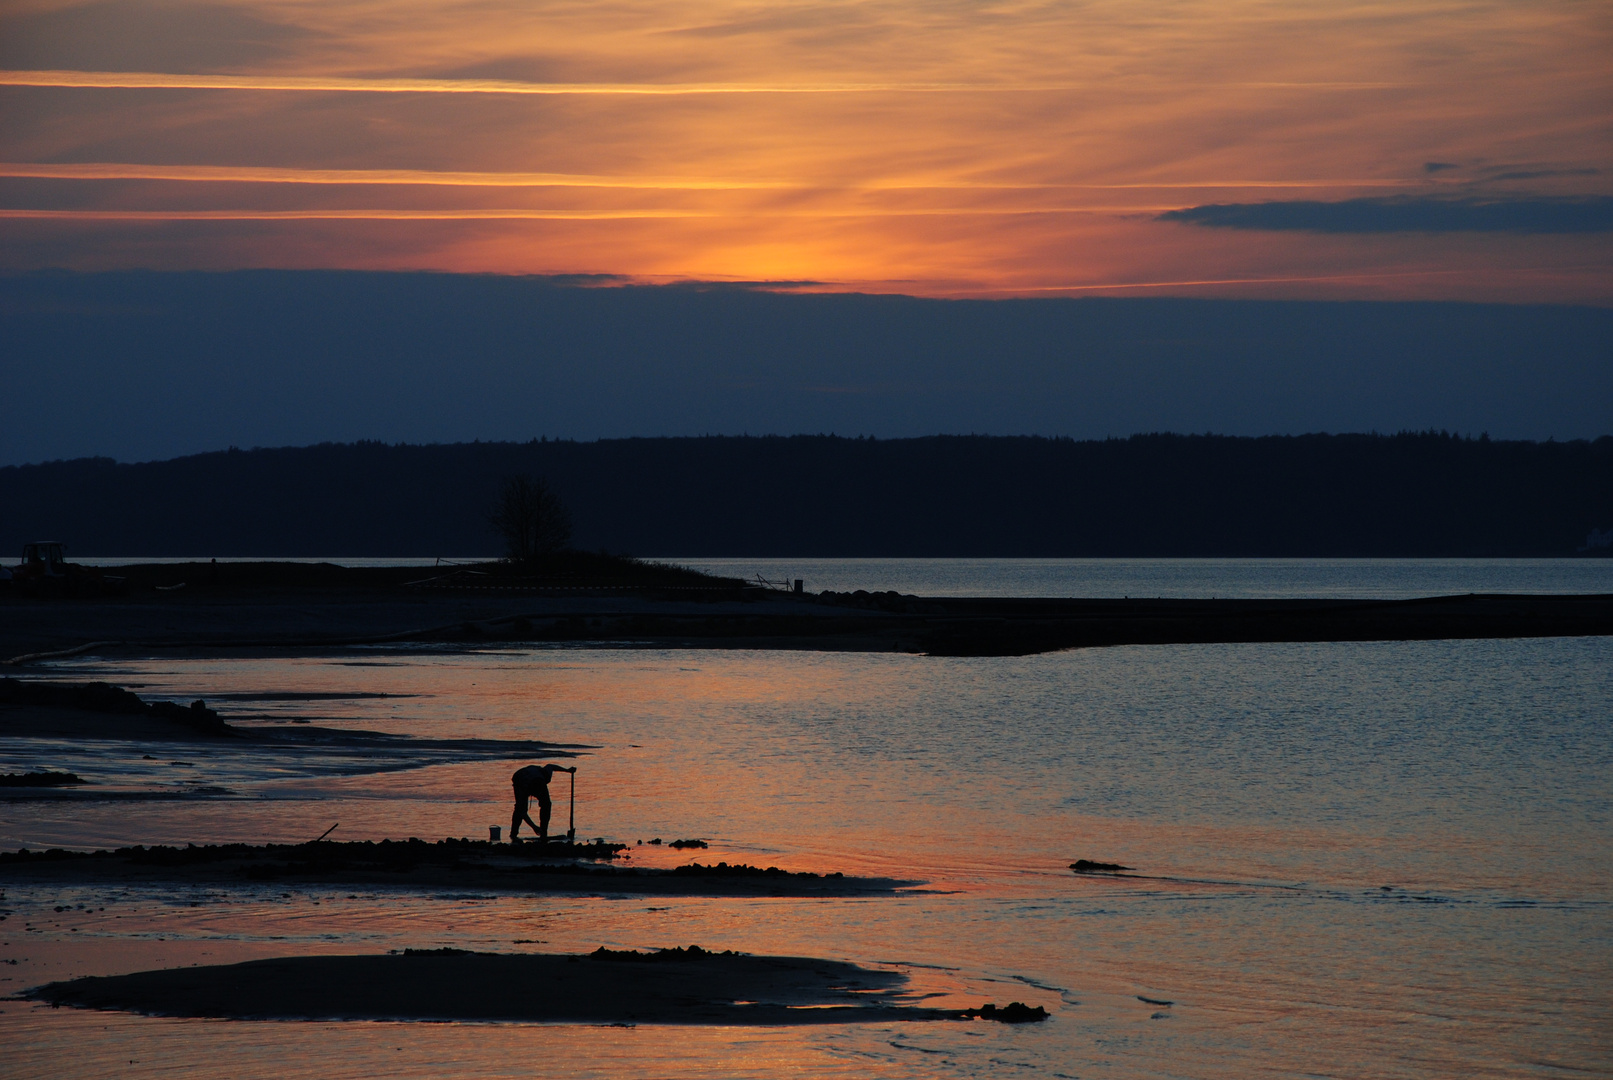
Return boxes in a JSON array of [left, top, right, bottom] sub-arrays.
[[3, 433, 1610, 558]]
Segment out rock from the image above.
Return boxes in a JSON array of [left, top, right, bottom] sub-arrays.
[[963, 1001, 1048, 1023], [0, 770, 86, 787]]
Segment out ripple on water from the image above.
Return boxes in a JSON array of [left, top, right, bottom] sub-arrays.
[[2, 635, 1608, 1078]]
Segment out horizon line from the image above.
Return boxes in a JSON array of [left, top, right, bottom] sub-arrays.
[[10, 428, 1599, 471]]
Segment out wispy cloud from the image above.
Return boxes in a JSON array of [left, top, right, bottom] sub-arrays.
[[986, 268, 1503, 293], [1484, 168, 1601, 183], [0, 207, 1168, 221], [0, 162, 1417, 192], [2, 0, 1609, 302], [0, 208, 717, 220], [1159, 196, 1613, 234], [0, 0, 311, 72], [0, 68, 1414, 95], [0, 161, 791, 189], [0, 68, 1076, 94]]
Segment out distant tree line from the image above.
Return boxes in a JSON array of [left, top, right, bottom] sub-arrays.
[[2, 432, 1610, 558]]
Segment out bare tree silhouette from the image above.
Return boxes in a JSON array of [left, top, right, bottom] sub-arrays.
[[489, 475, 573, 562]]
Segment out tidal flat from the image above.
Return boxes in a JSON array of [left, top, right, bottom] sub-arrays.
[[2, 626, 1609, 1078]]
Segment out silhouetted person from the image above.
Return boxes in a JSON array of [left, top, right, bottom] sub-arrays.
[[510, 763, 575, 841]]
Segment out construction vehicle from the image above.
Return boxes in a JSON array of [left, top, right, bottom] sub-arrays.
[[5, 541, 128, 597]]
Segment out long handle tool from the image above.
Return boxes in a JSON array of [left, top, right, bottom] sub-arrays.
[[568, 769, 576, 842]]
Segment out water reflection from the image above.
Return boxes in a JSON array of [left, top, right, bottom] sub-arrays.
[[3, 637, 1609, 1077], [678, 556, 1613, 599]]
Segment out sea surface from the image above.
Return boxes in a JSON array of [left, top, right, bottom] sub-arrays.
[[3, 562, 1611, 1078], [675, 556, 1613, 599]]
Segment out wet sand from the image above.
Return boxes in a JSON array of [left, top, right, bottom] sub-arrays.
[[0, 680, 904, 897], [0, 838, 914, 896], [0, 704, 579, 760], [1, 678, 585, 782], [25, 948, 969, 1024]]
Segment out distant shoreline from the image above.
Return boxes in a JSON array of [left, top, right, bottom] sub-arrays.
[[3, 561, 1611, 661], [7, 432, 1611, 559], [57, 553, 1613, 566]]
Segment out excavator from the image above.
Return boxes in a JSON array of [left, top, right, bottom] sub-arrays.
[[3, 541, 127, 597]]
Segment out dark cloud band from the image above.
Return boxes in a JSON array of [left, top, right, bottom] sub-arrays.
[[1159, 196, 1613, 234]]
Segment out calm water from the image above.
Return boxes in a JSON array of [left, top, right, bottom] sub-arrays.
[[3, 632, 1610, 1078], [676, 557, 1613, 599]]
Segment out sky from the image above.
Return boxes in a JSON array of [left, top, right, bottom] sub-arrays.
[[3, 272, 1610, 464], [2, 0, 1610, 302]]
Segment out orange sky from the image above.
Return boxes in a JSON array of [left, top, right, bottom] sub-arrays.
[[1, 0, 1609, 300]]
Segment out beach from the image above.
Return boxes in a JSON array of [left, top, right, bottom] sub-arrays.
[[2, 564, 1610, 1077]]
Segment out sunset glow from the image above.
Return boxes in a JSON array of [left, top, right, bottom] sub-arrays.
[[1, 0, 1609, 299]]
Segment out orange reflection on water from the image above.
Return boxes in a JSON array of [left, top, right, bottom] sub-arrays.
[[3, 641, 1611, 1078], [0, 1001, 928, 1080]]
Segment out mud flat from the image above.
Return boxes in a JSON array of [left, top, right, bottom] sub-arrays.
[[4, 562, 1611, 659], [0, 839, 916, 897], [22, 946, 1033, 1024], [0, 678, 584, 783]]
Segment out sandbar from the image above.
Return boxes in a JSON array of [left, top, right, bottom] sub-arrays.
[[26, 947, 970, 1024], [0, 839, 916, 897], [5, 562, 1610, 660], [0, 679, 585, 793]]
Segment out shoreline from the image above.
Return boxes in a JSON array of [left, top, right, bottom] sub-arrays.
[[3, 561, 1611, 660]]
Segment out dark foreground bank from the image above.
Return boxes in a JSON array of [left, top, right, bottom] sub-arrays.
[[25, 947, 1044, 1024], [4, 561, 1613, 659]]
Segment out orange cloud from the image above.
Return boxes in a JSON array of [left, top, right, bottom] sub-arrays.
[[0, 68, 1060, 94], [0, 0, 1607, 299]]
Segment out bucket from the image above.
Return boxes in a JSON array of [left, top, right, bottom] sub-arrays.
[[489, 825, 501, 842]]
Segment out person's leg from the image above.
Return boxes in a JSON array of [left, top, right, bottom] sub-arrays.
[[510, 789, 526, 839], [538, 791, 552, 839]]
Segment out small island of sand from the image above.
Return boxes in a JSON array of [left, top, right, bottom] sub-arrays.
[[27, 946, 1047, 1025]]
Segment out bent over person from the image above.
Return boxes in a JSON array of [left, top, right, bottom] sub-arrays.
[[510, 763, 575, 841]]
